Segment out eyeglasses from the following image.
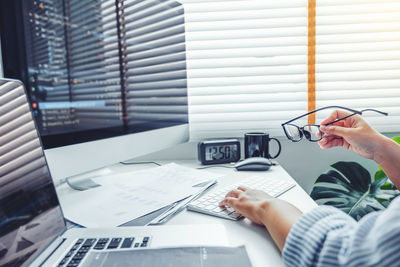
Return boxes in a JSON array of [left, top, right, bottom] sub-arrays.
[[281, 106, 388, 142]]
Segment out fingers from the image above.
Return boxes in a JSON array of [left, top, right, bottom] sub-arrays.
[[320, 110, 351, 126], [220, 188, 243, 207], [220, 197, 239, 208], [237, 186, 248, 192], [320, 125, 350, 139], [318, 134, 339, 145], [318, 135, 344, 149], [224, 189, 241, 199], [224, 186, 247, 198], [220, 186, 249, 207]]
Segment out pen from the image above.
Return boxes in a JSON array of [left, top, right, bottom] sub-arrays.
[[155, 198, 193, 224], [148, 180, 217, 225]]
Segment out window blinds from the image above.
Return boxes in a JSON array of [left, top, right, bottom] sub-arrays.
[[314, 0, 400, 133], [23, 0, 188, 137], [68, 0, 122, 128], [0, 80, 51, 197], [183, 0, 309, 140], [123, 0, 189, 127], [183, 0, 400, 140], [67, 0, 188, 129]]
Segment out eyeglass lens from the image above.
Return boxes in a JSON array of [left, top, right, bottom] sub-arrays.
[[302, 125, 321, 141], [283, 124, 302, 141], [283, 124, 321, 142]]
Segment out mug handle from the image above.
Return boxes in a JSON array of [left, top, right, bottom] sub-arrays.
[[268, 138, 281, 159]]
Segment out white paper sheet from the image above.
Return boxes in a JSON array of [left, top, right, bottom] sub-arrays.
[[59, 163, 220, 227]]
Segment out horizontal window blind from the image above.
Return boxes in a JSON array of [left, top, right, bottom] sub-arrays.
[[183, 0, 400, 140], [0, 81, 51, 197], [314, 0, 400, 133], [123, 0, 189, 127], [21, 0, 188, 139], [182, 0, 309, 140], [68, 0, 122, 129]]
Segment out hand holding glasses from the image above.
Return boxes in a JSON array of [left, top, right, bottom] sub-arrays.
[[281, 106, 388, 142]]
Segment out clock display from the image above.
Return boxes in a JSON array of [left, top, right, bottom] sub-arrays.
[[198, 139, 241, 165], [205, 144, 238, 161]]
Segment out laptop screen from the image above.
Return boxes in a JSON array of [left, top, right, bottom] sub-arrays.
[[0, 79, 66, 267]]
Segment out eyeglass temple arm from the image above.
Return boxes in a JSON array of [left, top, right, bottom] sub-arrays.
[[323, 113, 357, 126], [282, 105, 361, 126], [323, 109, 388, 126], [361, 109, 388, 116]]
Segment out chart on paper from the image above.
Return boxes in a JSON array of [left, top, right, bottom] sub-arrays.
[[58, 163, 221, 227]]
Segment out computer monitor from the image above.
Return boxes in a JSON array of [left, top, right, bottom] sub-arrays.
[[0, 0, 189, 182]]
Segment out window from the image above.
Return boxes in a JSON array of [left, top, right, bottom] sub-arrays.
[[182, 0, 400, 140], [4, 0, 188, 147], [314, 0, 400, 133]]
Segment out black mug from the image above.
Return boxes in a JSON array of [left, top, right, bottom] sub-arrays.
[[244, 132, 281, 159]]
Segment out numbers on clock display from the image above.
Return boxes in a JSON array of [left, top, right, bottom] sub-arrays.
[[198, 139, 241, 165], [205, 145, 237, 161]]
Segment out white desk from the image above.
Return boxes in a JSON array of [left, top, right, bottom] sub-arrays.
[[57, 160, 317, 267]]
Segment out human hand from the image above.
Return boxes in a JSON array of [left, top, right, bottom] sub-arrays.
[[219, 186, 273, 225], [318, 110, 384, 160], [220, 186, 303, 251]]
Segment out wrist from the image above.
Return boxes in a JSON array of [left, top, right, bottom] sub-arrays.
[[257, 198, 288, 227], [373, 136, 400, 186], [373, 134, 394, 166], [257, 199, 273, 226]]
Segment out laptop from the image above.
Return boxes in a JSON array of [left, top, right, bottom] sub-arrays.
[[0, 79, 229, 267]]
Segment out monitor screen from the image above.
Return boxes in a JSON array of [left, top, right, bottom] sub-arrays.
[[0, 79, 66, 267], [0, 0, 188, 148], [0, 0, 189, 180]]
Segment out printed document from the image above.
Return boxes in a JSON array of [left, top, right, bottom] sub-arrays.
[[58, 163, 220, 227]]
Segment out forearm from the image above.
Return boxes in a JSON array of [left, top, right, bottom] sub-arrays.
[[283, 199, 400, 267], [258, 199, 302, 251], [374, 135, 400, 187]]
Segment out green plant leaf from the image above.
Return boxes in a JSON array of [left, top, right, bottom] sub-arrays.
[[311, 161, 400, 220], [392, 136, 400, 144], [374, 169, 386, 181]]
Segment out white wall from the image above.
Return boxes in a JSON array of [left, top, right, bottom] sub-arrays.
[[138, 132, 399, 194]]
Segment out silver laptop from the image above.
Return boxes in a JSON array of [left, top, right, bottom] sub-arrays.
[[0, 79, 228, 267]]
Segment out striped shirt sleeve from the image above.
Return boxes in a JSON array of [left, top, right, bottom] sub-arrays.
[[282, 196, 400, 267]]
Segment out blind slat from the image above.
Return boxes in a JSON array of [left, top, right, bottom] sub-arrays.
[[186, 0, 400, 140]]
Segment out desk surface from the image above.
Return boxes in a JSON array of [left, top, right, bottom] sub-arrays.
[[57, 160, 317, 267]]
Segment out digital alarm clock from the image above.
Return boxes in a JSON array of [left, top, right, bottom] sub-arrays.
[[198, 139, 241, 165]]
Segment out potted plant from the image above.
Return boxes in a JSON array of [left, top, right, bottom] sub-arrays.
[[310, 137, 400, 220]]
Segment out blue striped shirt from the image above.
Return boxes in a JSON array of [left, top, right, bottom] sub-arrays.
[[282, 196, 400, 267]]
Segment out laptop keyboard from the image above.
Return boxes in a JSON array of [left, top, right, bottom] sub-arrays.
[[187, 175, 296, 220], [58, 236, 151, 267]]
